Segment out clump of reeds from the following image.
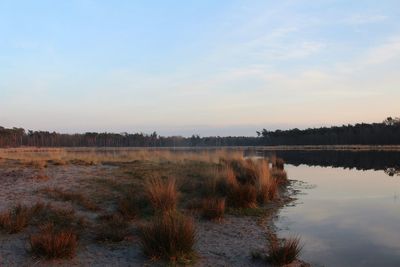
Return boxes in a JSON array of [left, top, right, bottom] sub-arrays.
[[0, 204, 32, 234], [41, 187, 99, 211], [272, 157, 285, 170], [139, 211, 196, 262], [228, 159, 258, 185], [145, 177, 178, 212], [228, 184, 258, 208], [271, 168, 288, 185], [255, 160, 279, 203], [267, 235, 303, 265], [95, 214, 130, 242], [29, 224, 77, 259], [216, 158, 280, 208], [201, 197, 225, 220]]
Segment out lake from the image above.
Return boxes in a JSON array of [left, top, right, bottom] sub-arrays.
[[269, 150, 400, 267]]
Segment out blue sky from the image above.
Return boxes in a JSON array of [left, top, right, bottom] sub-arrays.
[[1, 0, 399, 136]]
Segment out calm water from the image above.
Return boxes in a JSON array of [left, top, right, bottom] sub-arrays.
[[277, 159, 400, 267]]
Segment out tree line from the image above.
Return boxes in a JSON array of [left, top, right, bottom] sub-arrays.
[[1, 117, 399, 148], [0, 128, 261, 148], [259, 117, 400, 145]]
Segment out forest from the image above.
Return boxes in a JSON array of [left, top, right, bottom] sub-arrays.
[[0, 117, 399, 148], [258, 117, 400, 145]]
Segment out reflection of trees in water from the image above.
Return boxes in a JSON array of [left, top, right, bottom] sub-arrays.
[[384, 168, 400, 177], [253, 150, 400, 176]]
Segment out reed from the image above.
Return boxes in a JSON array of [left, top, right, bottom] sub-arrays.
[[139, 211, 196, 262]]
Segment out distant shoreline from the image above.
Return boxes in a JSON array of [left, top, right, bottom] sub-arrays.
[[2, 145, 400, 152]]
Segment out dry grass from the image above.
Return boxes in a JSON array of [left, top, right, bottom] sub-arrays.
[[201, 197, 225, 220], [29, 224, 77, 259], [271, 157, 285, 170], [145, 177, 178, 212], [215, 158, 280, 208], [25, 160, 48, 169], [267, 235, 303, 265], [0, 147, 244, 166], [0, 202, 82, 260], [0, 202, 83, 235], [30, 203, 84, 232], [0, 204, 32, 234], [224, 166, 238, 187], [255, 160, 279, 203], [271, 168, 288, 185], [0, 148, 296, 265], [95, 214, 130, 242], [139, 211, 196, 262], [41, 187, 99, 211], [228, 184, 258, 208]]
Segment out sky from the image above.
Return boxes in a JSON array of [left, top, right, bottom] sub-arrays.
[[1, 0, 399, 136]]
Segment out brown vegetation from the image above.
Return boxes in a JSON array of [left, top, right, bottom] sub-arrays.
[[228, 184, 258, 208], [41, 187, 99, 211], [0, 204, 32, 234], [139, 211, 196, 262], [0, 148, 296, 265], [267, 235, 303, 265], [215, 158, 284, 209], [29, 224, 77, 259], [201, 197, 225, 220], [95, 214, 130, 242], [117, 193, 138, 219], [145, 177, 178, 212]]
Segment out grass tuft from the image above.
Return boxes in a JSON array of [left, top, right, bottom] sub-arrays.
[[145, 177, 178, 212], [267, 235, 303, 265], [29, 224, 77, 259], [0, 204, 32, 234], [201, 197, 225, 220], [228, 184, 258, 208], [139, 211, 196, 262], [271, 168, 288, 185]]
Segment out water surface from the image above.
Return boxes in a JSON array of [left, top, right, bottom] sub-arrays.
[[277, 163, 400, 267]]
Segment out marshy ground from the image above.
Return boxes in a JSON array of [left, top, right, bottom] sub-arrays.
[[0, 148, 308, 266]]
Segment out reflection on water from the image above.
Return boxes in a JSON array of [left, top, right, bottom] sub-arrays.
[[278, 164, 400, 267], [258, 150, 400, 176]]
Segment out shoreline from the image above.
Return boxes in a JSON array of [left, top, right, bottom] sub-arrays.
[[0, 149, 308, 266], [1, 144, 400, 153]]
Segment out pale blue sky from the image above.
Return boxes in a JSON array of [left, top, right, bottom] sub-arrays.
[[1, 0, 399, 136]]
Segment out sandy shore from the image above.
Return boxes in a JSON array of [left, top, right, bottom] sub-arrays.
[[0, 154, 308, 266]]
